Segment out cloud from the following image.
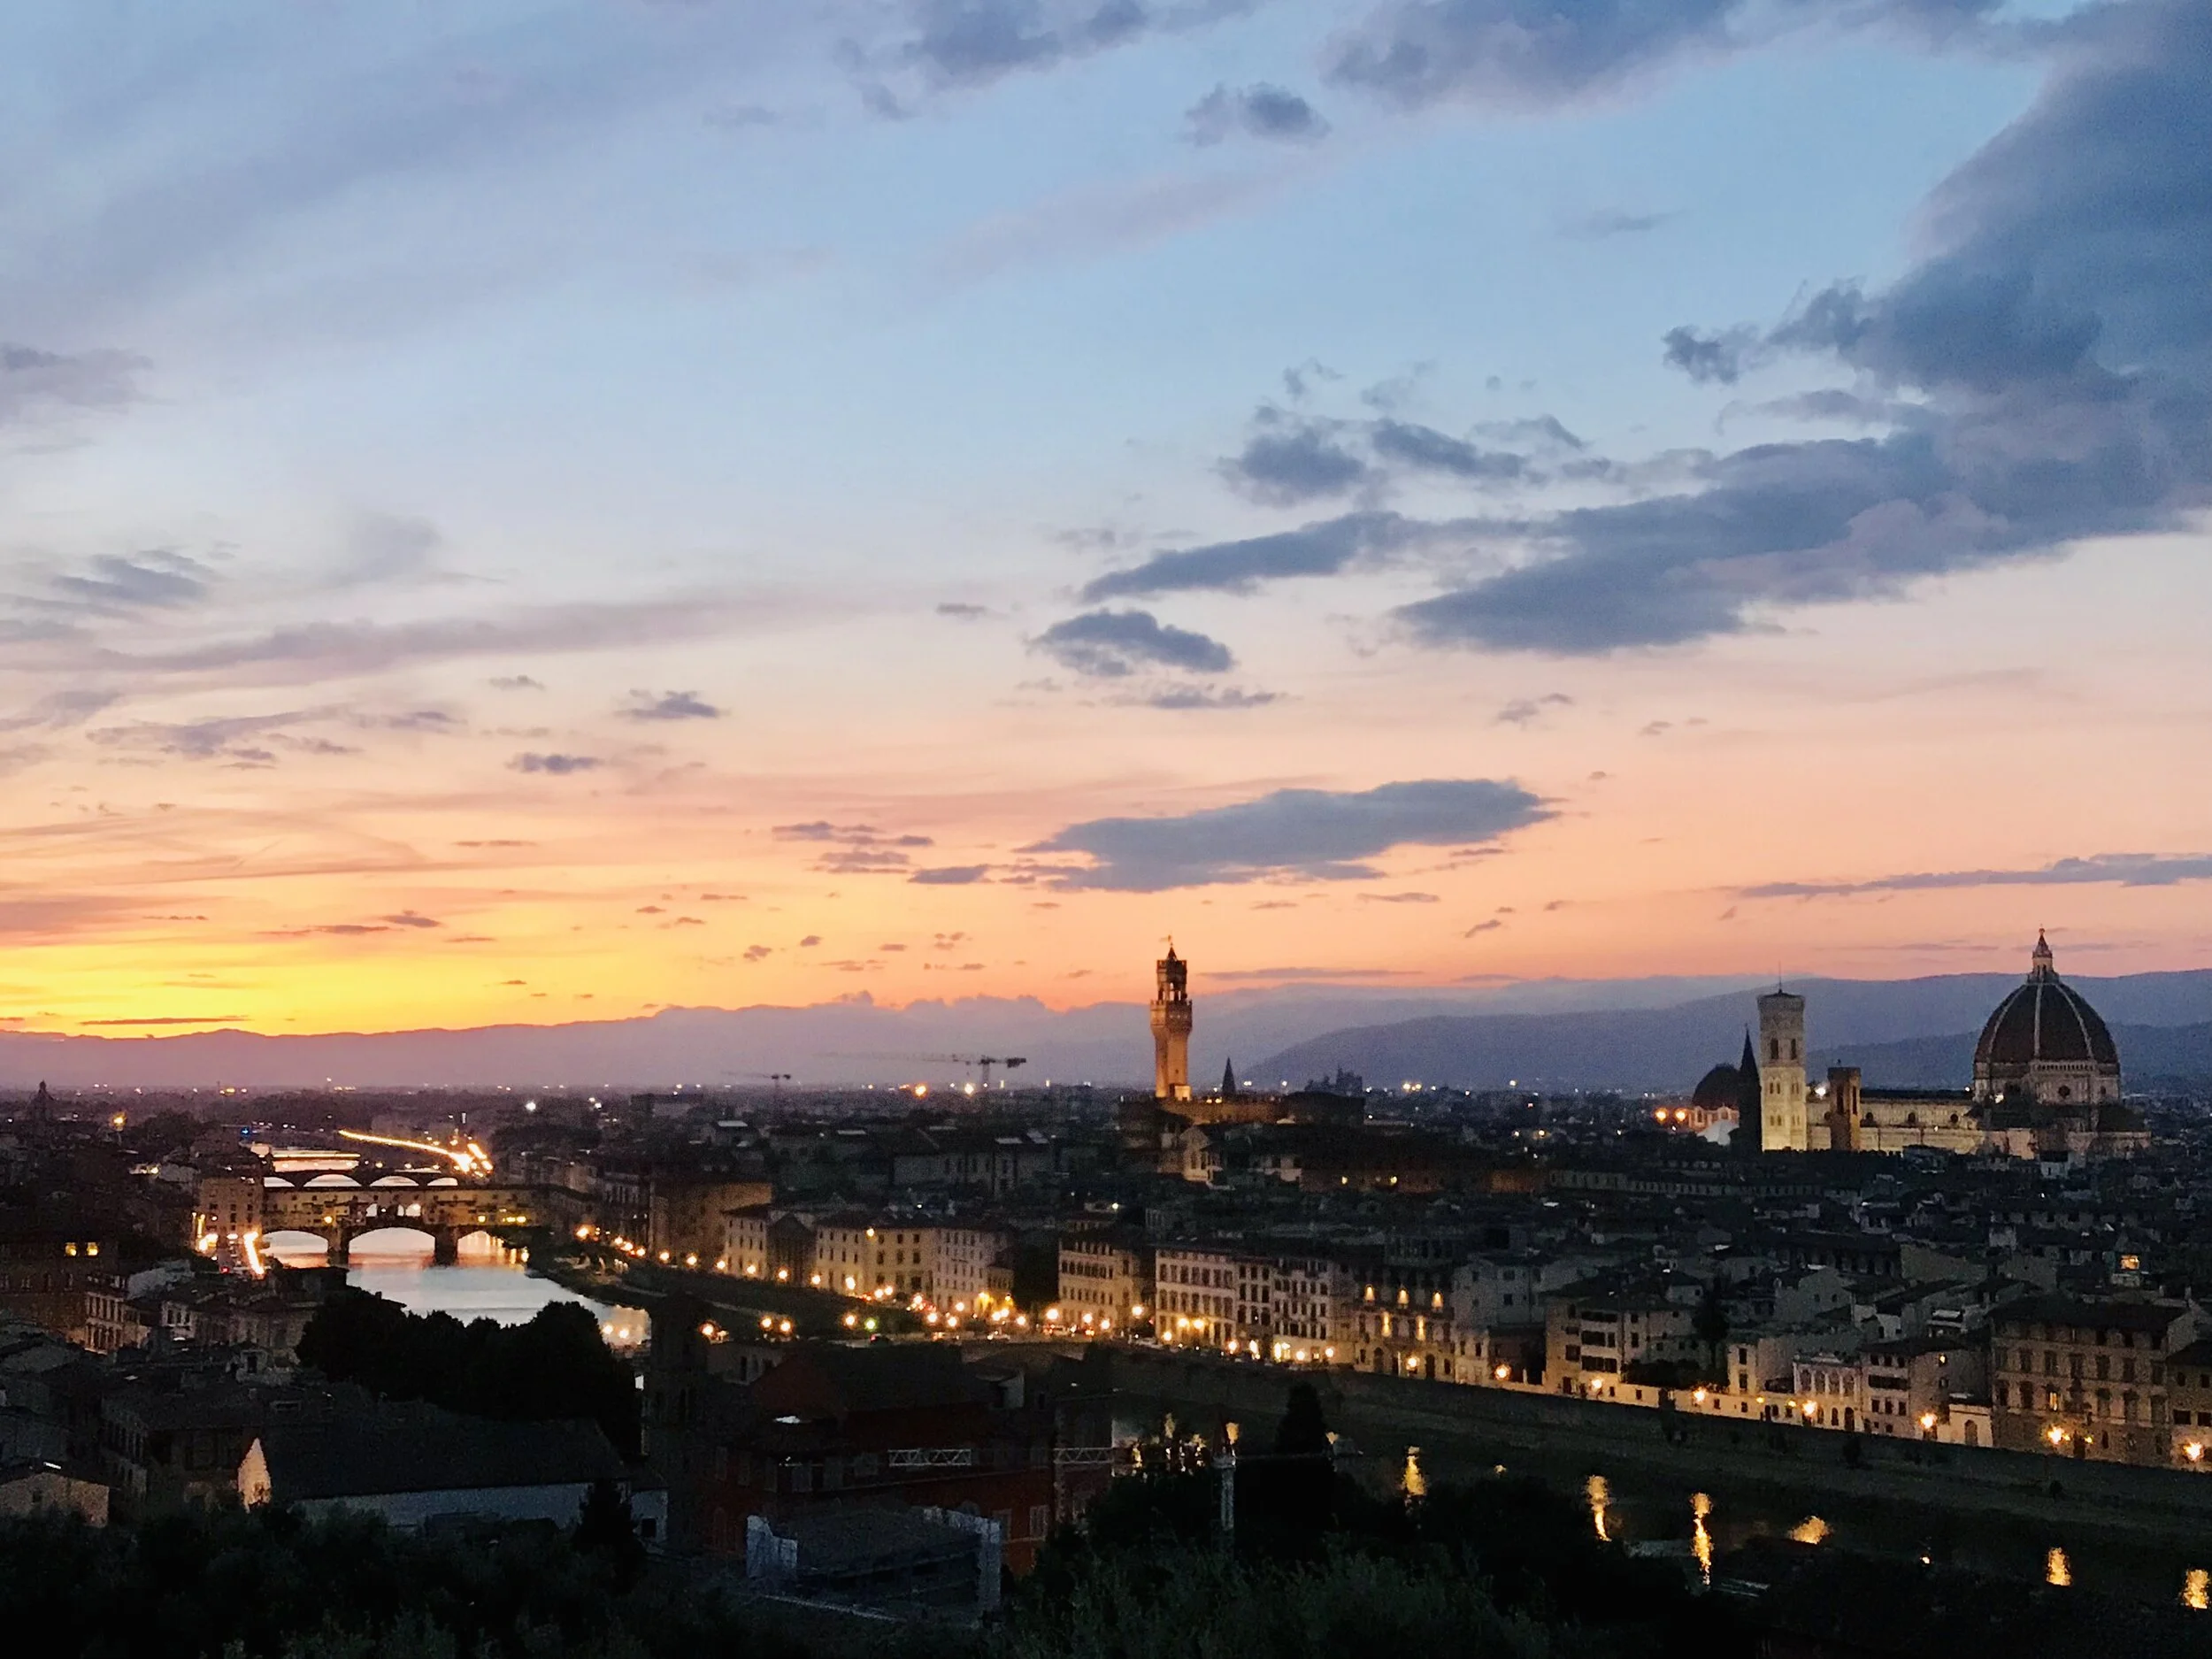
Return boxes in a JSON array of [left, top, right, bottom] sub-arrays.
[[1325, 0, 2001, 109], [936, 602, 991, 618], [1401, 2, 2212, 653], [379, 910, 442, 928], [620, 688, 725, 721], [1219, 413, 1371, 504], [42, 550, 214, 616], [743, 944, 772, 962], [1369, 419, 1526, 482], [1033, 610, 1234, 678], [1563, 207, 1678, 239], [1463, 918, 1505, 935], [1495, 693, 1571, 726], [88, 710, 325, 763], [511, 752, 602, 775], [332, 513, 441, 588], [1357, 890, 1439, 903], [704, 102, 781, 131], [1079, 511, 1425, 602], [1204, 964, 1419, 981], [778, 820, 933, 877], [0, 688, 119, 733], [910, 864, 991, 885], [81, 1015, 245, 1026], [1028, 776, 1552, 889], [1136, 685, 1281, 710], [1186, 83, 1331, 146], [80, 596, 753, 687], [1661, 324, 1758, 384], [799, 934, 822, 946], [489, 675, 545, 691], [1743, 851, 2212, 899], [890, 0, 1248, 91], [0, 342, 147, 425], [773, 822, 932, 848]]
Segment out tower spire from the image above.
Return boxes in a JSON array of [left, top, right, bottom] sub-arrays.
[[2031, 930, 2055, 980], [1221, 1056, 1238, 1098]]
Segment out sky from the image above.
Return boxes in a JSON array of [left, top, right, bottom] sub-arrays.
[[1, 0, 2208, 1037]]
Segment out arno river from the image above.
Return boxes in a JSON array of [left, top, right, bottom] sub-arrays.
[[265, 1231, 649, 1348]]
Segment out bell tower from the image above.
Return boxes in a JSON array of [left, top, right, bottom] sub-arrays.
[[1757, 987, 1809, 1152], [1151, 943, 1192, 1102]]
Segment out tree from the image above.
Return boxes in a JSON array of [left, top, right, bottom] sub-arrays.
[[574, 1479, 645, 1590]]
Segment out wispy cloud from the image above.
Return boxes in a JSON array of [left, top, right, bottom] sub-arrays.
[[1744, 852, 2212, 899]]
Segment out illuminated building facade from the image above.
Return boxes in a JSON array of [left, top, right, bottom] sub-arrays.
[[1989, 1295, 2195, 1466]]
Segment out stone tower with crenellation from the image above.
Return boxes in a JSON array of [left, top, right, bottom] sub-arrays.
[[1151, 943, 1192, 1102]]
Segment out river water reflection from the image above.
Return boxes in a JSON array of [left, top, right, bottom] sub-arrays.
[[265, 1231, 649, 1348]]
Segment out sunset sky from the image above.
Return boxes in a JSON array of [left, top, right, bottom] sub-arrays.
[[2, 0, 2207, 1036]]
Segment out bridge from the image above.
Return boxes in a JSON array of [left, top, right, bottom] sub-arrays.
[[258, 1176, 554, 1264]]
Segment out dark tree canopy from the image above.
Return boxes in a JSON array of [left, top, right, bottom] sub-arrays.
[[297, 1292, 638, 1455]]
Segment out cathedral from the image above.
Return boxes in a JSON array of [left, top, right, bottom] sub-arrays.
[[1718, 933, 2147, 1161]]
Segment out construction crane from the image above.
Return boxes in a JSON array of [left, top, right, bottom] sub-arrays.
[[853, 1053, 1029, 1091], [974, 1056, 1027, 1089]]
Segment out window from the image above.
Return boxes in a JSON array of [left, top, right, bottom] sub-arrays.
[[1030, 1504, 1051, 1539]]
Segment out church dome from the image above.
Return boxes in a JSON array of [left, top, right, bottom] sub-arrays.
[[1691, 1063, 1746, 1111], [1974, 933, 2118, 1072]]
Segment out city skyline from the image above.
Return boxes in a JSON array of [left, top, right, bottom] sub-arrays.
[[3, 0, 2208, 1035]]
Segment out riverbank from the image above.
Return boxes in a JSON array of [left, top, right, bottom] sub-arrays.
[[1088, 1344, 2212, 1605], [532, 1247, 926, 1339]]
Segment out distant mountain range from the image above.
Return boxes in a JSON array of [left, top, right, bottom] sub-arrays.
[[3, 968, 2208, 1094], [1248, 971, 2212, 1094]]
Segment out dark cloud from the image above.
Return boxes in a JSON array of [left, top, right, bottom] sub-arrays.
[[1137, 685, 1280, 710], [799, 933, 822, 946], [1463, 918, 1505, 935], [888, 0, 1255, 91], [1033, 609, 1234, 678], [511, 752, 602, 775], [1186, 82, 1330, 146], [1027, 776, 1551, 890], [1370, 419, 1525, 481], [1079, 511, 1419, 602], [1220, 414, 1372, 504], [379, 910, 442, 928], [743, 944, 772, 962], [910, 864, 991, 884], [620, 688, 725, 721], [1401, 2, 2212, 653], [0, 342, 147, 425], [1661, 324, 1757, 384], [1744, 852, 2212, 899], [1326, 0, 2002, 109]]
